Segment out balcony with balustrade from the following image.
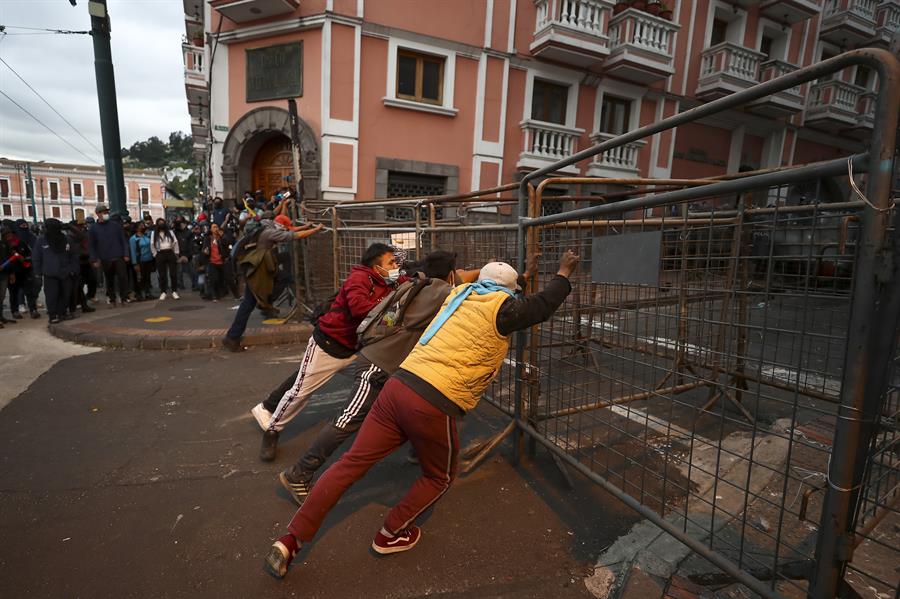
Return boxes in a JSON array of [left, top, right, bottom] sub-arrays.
[[604, 8, 680, 83], [759, 0, 822, 24], [530, 0, 614, 68], [820, 0, 878, 45], [183, 43, 206, 90], [585, 132, 647, 178], [517, 120, 585, 174], [843, 90, 877, 139], [805, 79, 866, 132], [871, 0, 900, 46], [210, 0, 299, 23], [695, 42, 764, 100], [747, 60, 806, 117]]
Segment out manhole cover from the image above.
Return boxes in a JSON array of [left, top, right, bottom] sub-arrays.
[[168, 305, 204, 312]]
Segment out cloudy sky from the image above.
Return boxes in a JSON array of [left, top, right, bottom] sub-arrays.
[[0, 0, 190, 165]]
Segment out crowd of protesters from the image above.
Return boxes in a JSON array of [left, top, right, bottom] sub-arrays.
[[0, 187, 311, 328]]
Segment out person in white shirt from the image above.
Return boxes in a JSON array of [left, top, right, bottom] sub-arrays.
[[150, 219, 180, 300]]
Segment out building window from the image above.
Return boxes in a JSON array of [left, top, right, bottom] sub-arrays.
[[26, 205, 35, 218], [96, 183, 105, 202], [531, 79, 569, 125], [75, 208, 85, 221], [385, 171, 446, 221], [396, 50, 444, 105], [1, 204, 11, 217], [599, 95, 633, 135], [760, 35, 773, 59], [72, 182, 83, 198], [49, 181, 59, 200], [854, 66, 873, 89], [0, 178, 9, 198], [51, 206, 61, 218], [140, 187, 150, 205], [710, 18, 729, 46]]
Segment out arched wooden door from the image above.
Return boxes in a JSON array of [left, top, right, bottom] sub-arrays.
[[251, 136, 293, 200]]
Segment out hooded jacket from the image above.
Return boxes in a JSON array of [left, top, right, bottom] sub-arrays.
[[33, 233, 78, 278], [315, 265, 400, 353]]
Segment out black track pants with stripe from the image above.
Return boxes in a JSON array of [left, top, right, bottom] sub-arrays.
[[289, 361, 389, 482]]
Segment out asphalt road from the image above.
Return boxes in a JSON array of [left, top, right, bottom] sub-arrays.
[[0, 343, 636, 599]]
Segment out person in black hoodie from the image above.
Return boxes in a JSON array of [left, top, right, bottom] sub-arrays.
[[0, 221, 20, 327], [34, 218, 79, 324], [66, 221, 96, 314], [3, 220, 39, 319]]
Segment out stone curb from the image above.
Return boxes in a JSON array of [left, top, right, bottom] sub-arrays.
[[48, 322, 313, 351]]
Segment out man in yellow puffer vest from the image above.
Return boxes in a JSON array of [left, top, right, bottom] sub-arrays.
[[264, 250, 580, 578]]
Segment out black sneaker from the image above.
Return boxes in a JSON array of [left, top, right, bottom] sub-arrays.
[[260, 430, 279, 462], [30, 310, 41, 319], [12, 312, 22, 319], [49, 316, 61, 325], [222, 336, 244, 352], [278, 470, 312, 506], [81, 305, 96, 313]]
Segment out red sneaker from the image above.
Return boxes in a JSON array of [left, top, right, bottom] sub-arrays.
[[264, 534, 299, 579], [371, 525, 421, 555]]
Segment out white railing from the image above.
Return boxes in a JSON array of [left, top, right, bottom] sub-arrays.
[[824, 0, 877, 18], [699, 42, 762, 83], [534, 0, 606, 36], [848, 0, 877, 19], [809, 79, 863, 112], [879, 2, 900, 28], [590, 132, 646, 171], [608, 9, 677, 54], [758, 60, 803, 96], [521, 120, 582, 161]]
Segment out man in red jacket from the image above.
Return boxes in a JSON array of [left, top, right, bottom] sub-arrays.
[[252, 242, 403, 461]]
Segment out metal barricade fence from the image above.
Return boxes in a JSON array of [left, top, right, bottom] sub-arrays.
[[297, 48, 899, 598]]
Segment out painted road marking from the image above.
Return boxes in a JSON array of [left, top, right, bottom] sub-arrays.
[[144, 316, 172, 323]]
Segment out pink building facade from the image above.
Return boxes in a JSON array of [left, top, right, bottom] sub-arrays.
[[183, 0, 899, 207], [0, 159, 165, 222]]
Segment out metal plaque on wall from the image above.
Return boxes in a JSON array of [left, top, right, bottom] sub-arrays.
[[591, 230, 662, 286], [246, 42, 303, 102]]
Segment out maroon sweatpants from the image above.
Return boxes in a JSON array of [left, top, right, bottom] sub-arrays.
[[288, 377, 459, 541]]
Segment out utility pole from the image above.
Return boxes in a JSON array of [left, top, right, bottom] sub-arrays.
[[287, 98, 313, 316], [68, 177, 75, 220], [80, 0, 127, 218], [24, 163, 36, 224], [39, 178, 46, 222]]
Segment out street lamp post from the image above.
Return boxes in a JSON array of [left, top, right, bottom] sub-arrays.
[[74, 0, 128, 218]]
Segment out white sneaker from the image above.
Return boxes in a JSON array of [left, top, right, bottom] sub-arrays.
[[251, 403, 273, 431], [159, 292, 167, 300], [172, 291, 180, 300]]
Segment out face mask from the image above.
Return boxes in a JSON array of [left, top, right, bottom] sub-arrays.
[[101, 213, 110, 222], [382, 268, 401, 284]]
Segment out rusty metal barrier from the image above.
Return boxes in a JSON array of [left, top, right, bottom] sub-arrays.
[[297, 48, 899, 598]]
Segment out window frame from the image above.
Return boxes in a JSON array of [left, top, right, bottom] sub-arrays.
[[593, 79, 644, 138], [48, 179, 60, 201], [755, 18, 791, 63], [703, 1, 748, 48], [384, 38, 457, 116], [523, 67, 581, 130], [71, 180, 83, 200], [26, 204, 35, 218], [139, 186, 151, 205], [51, 206, 62, 219], [96, 182, 106, 202], [598, 94, 634, 136], [396, 49, 445, 106], [1, 203, 12, 217], [0, 177, 9, 199], [530, 78, 571, 126]]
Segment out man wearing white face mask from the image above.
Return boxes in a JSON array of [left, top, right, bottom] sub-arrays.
[[88, 203, 131, 306], [252, 242, 407, 461]]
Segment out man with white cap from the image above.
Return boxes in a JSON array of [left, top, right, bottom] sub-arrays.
[[263, 249, 580, 579]]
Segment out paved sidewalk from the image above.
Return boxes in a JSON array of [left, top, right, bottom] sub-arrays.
[[48, 290, 311, 350]]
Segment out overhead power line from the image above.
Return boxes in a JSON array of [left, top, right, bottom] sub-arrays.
[[0, 55, 105, 157], [0, 89, 101, 165], [0, 24, 90, 35]]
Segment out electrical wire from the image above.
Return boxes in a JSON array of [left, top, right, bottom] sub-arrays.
[[0, 24, 90, 35], [0, 56, 105, 157], [0, 89, 101, 165]]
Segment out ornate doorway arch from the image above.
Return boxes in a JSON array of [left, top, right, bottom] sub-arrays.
[[220, 106, 320, 201]]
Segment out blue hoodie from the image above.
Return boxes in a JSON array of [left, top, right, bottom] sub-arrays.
[[130, 233, 153, 263]]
